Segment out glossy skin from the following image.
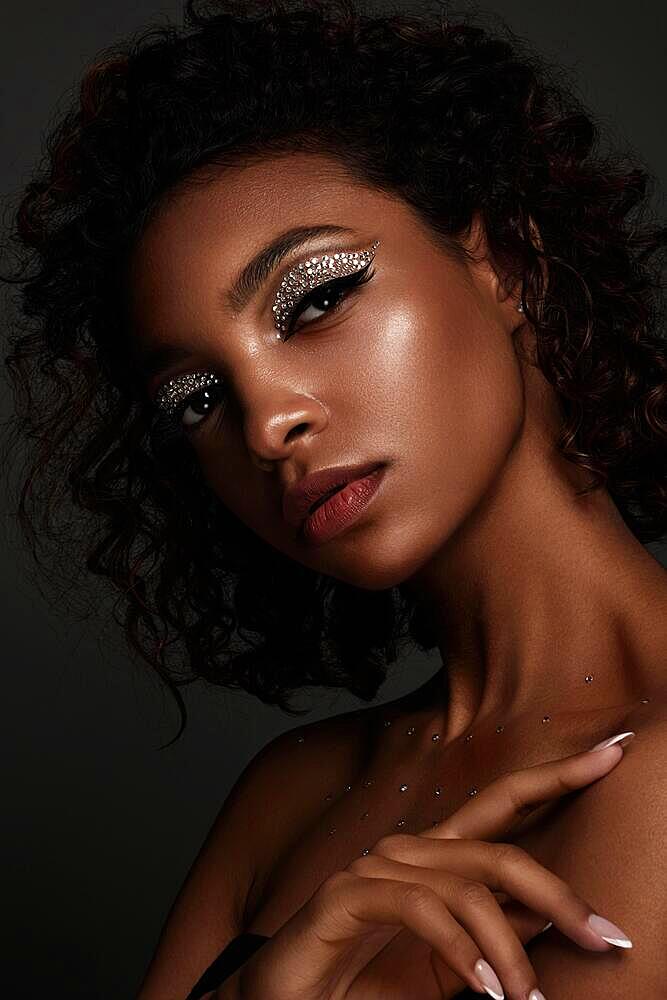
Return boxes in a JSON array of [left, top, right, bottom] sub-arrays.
[[129, 151, 667, 999]]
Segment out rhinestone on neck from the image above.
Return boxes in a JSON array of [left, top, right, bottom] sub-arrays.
[[292, 673, 649, 858]]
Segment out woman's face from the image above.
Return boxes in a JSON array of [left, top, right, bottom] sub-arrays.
[[129, 152, 526, 590]]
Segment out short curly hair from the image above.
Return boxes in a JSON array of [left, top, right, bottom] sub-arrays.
[[2, 0, 666, 745]]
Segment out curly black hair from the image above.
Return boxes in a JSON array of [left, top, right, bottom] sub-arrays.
[[2, 0, 666, 746]]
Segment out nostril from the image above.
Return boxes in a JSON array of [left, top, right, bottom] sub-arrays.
[[285, 421, 309, 444]]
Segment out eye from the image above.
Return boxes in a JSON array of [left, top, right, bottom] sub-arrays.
[[156, 262, 376, 434], [282, 263, 376, 341], [168, 378, 227, 434]]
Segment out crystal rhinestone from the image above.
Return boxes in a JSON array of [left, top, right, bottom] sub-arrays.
[[396, 818, 406, 827], [271, 239, 380, 333], [496, 725, 505, 733], [465, 733, 473, 742], [383, 719, 392, 727], [399, 783, 408, 792], [468, 786, 479, 797], [585, 674, 593, 683], [542, 715, 551, 723], [328, 828, 336, 835], [344, 784, 352, 792], [155, 371, 223, 416], [324, 793, 333, 801], [431, 733, 440, 742], [641, 698, 650, 704], [362, 778, 374, 788], [361, 848, 370, 855], [296, 736, 305, 743], [361, 811, 369, 820], [406, 726, 415, 735], [434, 785, 442, 796], [432, 820, 439, 827]]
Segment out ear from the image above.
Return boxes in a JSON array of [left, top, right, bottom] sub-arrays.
[[461, 211, 549, 316], [523, 214, 550, 303]]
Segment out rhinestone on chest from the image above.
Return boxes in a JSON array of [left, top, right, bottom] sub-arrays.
[[293, 673, 650, 857]]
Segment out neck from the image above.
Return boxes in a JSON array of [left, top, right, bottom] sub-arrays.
[[402, 434, 667, 743]]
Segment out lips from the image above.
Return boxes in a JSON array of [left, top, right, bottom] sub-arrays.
[[282, 460, 385, 529]]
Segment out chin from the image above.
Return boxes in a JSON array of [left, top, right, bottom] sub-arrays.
[[314, 520, 445, 592]]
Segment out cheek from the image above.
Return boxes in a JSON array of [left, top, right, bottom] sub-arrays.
[[346, 305, 525, 585], [365, 298, 524, 484]]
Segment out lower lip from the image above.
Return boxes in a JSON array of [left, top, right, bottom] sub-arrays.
[[301, 465, 386, 546]]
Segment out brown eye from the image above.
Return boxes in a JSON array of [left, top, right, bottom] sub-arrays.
[[283, 263, 376, 340], [292, 281, 348, 328], [177, 381, 227, 432]]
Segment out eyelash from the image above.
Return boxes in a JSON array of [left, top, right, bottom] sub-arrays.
[[165, 262, 376, 435]]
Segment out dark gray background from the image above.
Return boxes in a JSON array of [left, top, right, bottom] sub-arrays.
[[1, 2, 665, 997]]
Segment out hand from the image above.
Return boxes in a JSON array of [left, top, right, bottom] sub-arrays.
[[233, 740, 629, 1000]]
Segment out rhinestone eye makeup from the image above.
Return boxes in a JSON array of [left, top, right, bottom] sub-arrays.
[[272, 239, 380, 337], [155, 371, 222, 418], [152, 239, 381, 419]]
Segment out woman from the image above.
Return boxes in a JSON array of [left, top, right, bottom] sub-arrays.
[[2, 0, 666, 997]]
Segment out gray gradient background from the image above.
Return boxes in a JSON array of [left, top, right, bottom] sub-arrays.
[[1, 2, 665, 996]]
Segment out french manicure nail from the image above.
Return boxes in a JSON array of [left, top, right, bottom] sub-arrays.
[[528, 991, 547, 1000], [588, 913, 633, 947], [589, 731, 635, 752], [474, 958, 504, 999]]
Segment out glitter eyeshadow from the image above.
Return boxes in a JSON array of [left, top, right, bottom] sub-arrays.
[[272, 239, 381, 337], [155, 371, 222, 418], [153, 239, 380, 415]]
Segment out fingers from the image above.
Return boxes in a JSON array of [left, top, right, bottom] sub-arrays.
[[500, 899, 554, 943], [365, 837, 614, 953], [308, 869, 519, 998], [429, 903, 553, 999], [421, 735, 633, 842], [347, 854, 537, 998]]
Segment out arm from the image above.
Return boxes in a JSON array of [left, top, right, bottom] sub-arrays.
[[526, 714, 667, 998], [136, 704, 370, 999], [212, 967, 243, 999]]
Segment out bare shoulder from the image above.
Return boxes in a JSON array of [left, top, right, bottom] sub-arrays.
[[136, 702, 380, 998], [527, 690, 667, 998], [242, 701, 383, 916]]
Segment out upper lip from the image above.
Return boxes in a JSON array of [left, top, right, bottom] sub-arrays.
[[282, 460, 384, 529]]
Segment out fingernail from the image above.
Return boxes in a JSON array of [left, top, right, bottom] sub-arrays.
[[589, 731, 635, 752], [588, 913, 633, 947], [474, 958, 504, 999], [528, 991, 547, 1000], [538, 921, 553, 934]]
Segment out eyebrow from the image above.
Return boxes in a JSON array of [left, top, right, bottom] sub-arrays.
[[133, 222, 358, 385]]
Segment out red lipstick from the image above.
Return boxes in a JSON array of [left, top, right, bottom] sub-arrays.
[[287, 463, 386, 546]]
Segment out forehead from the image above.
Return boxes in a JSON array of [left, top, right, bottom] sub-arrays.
[[127, 153, 419, 330], [131, 152, 396, 280]]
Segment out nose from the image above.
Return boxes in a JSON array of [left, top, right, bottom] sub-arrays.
[[244, 390, 329, 472]]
